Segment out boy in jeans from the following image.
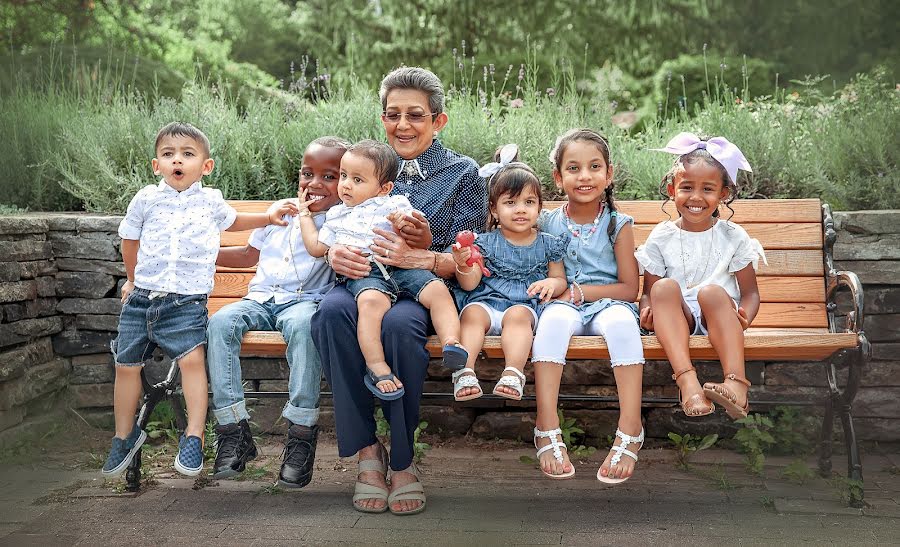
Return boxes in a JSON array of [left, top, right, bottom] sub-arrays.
[[102, 122, 296, 477]]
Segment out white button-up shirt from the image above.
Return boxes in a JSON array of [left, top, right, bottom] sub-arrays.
[[319, 195, 414, 250], [118, 180, 237, 295], [245, 213, 335, 304]]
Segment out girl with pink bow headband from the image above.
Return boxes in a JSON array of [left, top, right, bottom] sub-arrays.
[[636, 132, 765, 421]]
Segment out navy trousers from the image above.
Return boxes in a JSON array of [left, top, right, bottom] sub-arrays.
[[310, 284, 429, 471]]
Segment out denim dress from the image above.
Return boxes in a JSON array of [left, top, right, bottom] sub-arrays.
[[452, 230, 568, 314], [539, 207, 639, 324]]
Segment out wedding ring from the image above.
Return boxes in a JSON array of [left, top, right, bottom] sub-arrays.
[[385, 249, 390, 258]]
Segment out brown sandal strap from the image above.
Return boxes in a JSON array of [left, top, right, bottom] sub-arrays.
[[725, 373, 751, 387], [672, 367, 697, 382]]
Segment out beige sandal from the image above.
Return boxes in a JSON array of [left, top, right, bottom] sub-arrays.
[[387, 463, 426, 516], [673, 367, 715, 417], [352, 444, 389, 514], [703, 374, 751, 420]]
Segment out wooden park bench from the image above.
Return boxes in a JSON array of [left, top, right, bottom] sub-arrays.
[[127, 198, 870, 505]]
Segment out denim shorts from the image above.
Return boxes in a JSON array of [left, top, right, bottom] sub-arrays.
[[345, 265, 441, 303], [112, 287, 208, 366]]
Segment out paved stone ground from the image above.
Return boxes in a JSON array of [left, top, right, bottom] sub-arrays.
[[1, 428, 899, 546]]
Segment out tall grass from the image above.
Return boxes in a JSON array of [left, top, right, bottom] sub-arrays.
[[2, 49, 897, 212]]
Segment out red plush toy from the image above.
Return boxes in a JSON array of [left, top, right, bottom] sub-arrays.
[[454, 230, 491, 277]]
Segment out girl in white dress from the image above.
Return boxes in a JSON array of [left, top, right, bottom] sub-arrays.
[[636, 133, 765, 420]]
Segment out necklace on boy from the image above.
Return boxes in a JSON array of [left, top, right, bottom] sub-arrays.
[[563, 203, 604, 242], [678, 222, 715, 289], [287, 214, 318, 294]]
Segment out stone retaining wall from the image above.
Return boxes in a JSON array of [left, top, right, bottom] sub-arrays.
[[0, 210, 897, 445]]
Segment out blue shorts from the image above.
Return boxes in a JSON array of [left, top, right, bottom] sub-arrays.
[[112, 288, 208, 366], [345, 265, 442, 303]]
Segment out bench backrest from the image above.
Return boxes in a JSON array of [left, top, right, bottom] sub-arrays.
[[211, 199, 826, 329]]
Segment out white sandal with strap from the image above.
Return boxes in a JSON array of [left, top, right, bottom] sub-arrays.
[[492, 367, 526, 400], [597, 428, 644, 485], [534, 427, 576, 479], [452, 368, 483, 401]]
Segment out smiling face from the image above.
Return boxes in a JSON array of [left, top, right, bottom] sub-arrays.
[[382, 88, 448, 159], [667, 161, 730, 231], [338, 151, 392, 207], [298, 143, 345, 213], [553, 139, 613, 206], [491, 185, 541, 236], [152, 135, 214, 191]]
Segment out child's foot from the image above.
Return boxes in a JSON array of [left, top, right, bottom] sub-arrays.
[[674, 367, 715, 417], [101, 424, 147, 476], [174, 434, 204, 476], [597, 425, 644, 484], [492, 367, 526, 400], [366, 361, 402, 394], [441, 340, 468, 371], [534, 426, 574, 478], [452, 368, 482, 401], [703, 374, 751, 420]]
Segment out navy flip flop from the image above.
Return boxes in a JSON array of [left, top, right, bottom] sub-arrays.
[[441, 344, 469, 371], [364, 369, 405, 400]]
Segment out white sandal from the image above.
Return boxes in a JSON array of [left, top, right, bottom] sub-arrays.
[[597, 428, 644, 485], [534, 427, 576, 479], [452, 368, 483, 401], [492, 367, 526, 400]]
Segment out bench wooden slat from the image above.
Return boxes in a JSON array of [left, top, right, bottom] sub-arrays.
[[233, 328, 856, 361], [212, 273, 826, 303], [207, 298, 826, 328], [227, 198, 823, 224], [221, 222, 824, 250]]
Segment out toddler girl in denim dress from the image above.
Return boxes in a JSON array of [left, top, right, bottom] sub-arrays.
[[450, 145, 568, 402]]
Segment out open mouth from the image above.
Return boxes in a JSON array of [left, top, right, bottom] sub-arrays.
[[576, 186, 594, 191], [686, 205, 706, 213], [173, 169, 184, 177], [307, 194, 325, 202]]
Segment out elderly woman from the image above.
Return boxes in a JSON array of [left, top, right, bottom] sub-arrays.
[[311, 67, 487, 515]]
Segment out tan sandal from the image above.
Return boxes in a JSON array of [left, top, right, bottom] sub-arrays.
[[352, 443, 389, 514], [703, 374, 751, 420], [673, 367, 715, 417], [387, 463, 426, 516]]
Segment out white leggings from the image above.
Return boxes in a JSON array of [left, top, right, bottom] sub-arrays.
[[531, 303, 645, 366]]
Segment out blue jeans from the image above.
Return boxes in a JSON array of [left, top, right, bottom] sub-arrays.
[[207, 298, 321, 427]]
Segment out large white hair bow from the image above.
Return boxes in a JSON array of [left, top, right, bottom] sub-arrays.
[[478, 143, 519, 178], [652, 132, 752, 184]]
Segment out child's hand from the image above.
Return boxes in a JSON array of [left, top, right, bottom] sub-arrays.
[[121, 280, 135, 304], [450, 242, 472, 269], [736, 306, 751, 330], [393, 211, 431, 249], [297, 189, 318, 217], [267, 199, 299, 226], [639, 306, 654, 331], [527, 278, 558, 304]]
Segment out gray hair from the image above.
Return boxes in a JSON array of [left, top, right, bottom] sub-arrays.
[[379, 67, 445, 115]]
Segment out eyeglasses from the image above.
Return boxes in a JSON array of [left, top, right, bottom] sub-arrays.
[[381, 111, 438, 124]]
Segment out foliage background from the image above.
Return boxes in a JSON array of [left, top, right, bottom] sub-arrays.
[[1, 0, 898, 211]]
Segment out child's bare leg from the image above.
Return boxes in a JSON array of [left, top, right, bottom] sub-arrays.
[[649, 279, 707, 411], [457, 305, 490, 398], [357, 290, 400, 393], [113, 366, 143, 438], [176, 346, 208, 438], [418, 281, 462, 347], [534, 361, 572, 476], [698, 285, 748, 406], [495, 306, 534, 397], [600, 364, 644, 480]]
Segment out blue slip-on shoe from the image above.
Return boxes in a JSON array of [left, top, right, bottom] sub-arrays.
[[101, 424, 147, 476], [441, 344, 469, 371], [174, 434, 204, 476], [363, 369, 405, 401]]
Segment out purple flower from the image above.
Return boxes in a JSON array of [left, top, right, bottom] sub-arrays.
[[510, 98, 524, 108]]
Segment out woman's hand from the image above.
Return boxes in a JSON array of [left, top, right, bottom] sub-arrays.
[[390, 211, 432, 249], [328, 245, 371, 279], [639, 306, 654, 331], [370, 227, 431, 269]]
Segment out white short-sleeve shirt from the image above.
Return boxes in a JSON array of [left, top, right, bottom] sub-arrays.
[[245, 212, 335, 304], [118, 180, 237, 295], [635, 219, 766, 304], [318, 194, 415, 250]]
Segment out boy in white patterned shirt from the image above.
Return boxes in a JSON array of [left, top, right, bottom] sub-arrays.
[[102, 122, 296, 477]]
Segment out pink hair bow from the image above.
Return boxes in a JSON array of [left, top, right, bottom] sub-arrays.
[[653, 132, 752, 184]]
